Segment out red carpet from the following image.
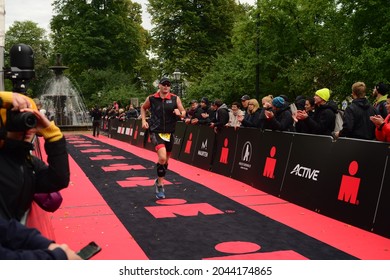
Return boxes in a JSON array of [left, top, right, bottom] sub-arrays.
[[46, 133, 390, 260]]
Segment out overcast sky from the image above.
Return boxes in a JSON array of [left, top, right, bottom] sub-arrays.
[[4, 0, 256, 32]]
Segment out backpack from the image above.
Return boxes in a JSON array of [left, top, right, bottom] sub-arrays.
[[334, 109, 344, 132]]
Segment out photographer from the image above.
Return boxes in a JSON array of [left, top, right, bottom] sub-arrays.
[[0, 91, 70, 223]]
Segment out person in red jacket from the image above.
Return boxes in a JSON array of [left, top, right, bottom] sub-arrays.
[[370, 96, 390, 143]]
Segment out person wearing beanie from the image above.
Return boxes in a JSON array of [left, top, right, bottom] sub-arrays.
[[0, 91, 70, 223], [334, 82, 377, 140], [263, 96, 294, 131], [295, 88, 338, 135], [315, 88, 330, 102], [372, 82, 389, 119]]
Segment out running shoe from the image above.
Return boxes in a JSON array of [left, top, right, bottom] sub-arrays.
[[154, 179, 165, 199]]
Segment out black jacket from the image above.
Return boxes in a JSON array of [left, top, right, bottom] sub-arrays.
[[338, 98, 377, 140], [0, 137, 70, 221], [0, 218, 67, 259], [193, 105, 212, 125], [213, 104, 230, 129], [266, 105, 295, 132], [241, 109, 262, 128], [304, 100, 338, 136]]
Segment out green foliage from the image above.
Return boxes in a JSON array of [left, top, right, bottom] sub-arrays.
[[148, 0, 240, 80], [51, 0, 146, 75], [77, 68, 147, 109], [186, 0, 390, 106]]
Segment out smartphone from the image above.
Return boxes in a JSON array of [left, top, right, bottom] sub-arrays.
[[77, 241, 102, 260]]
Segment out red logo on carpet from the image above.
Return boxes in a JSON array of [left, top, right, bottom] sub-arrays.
[[203, 241, 307, 260], [145, 199, 224, 218]]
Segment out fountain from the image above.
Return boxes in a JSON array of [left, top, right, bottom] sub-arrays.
[[39, 54, 91, 130]]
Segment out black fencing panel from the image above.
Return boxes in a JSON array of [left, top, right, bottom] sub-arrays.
[[131, 119, 147, 148], [171, 121, 187, 160], [108, 118, 119, 139], [319, 139, 388, 231], [191, 125, 216, 170], [126, 118, 136, 142], [231, 128, 263, 187], [372, 150, 390, 238], [178, 124, 200, 165], [280, 134, 334, 211], [113, 119, 133, 142], [253, 130, 294, 196], [210, 126, 238, 177]]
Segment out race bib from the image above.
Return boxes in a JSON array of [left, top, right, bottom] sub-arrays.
[[159, 133, 171, 142]]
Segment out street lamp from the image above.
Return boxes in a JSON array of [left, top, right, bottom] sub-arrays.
[[172, 68, 182, 97]]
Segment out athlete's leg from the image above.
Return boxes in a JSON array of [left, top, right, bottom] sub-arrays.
[[156, 146, 168, 185]]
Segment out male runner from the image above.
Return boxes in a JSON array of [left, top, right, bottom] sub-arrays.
[[140, 77, 186, 199]]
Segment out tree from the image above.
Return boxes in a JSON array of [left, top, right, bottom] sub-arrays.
[[5, 21, 52, 97], [148, 0, 240, 80], [51, 0, 146, 75]]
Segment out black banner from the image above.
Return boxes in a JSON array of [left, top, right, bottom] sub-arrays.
[[253, 130, 294, 196], [210, 126, 238, 177], [230, 128, 263, 187], [280, 134, 334, 211], [178, 124, 200, 165], [171, 121, 187, 160], [372, 149, 390, 238], [319, 139, 389, 231], [191, 125, 216, 170]]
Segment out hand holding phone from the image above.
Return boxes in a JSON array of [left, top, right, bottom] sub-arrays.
[[77, 241, 102, 260]]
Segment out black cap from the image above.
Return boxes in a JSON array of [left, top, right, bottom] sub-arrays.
[[159, 77, 171, 84], [200, 97, 209, 105], [375, 82, 389, 95], [241, 95, 250, 101]]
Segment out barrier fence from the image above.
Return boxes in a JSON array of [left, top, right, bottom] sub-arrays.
[[103, 118, 390, 238]]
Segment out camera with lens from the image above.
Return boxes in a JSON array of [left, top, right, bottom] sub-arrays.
[[6, 110, 37, 132]]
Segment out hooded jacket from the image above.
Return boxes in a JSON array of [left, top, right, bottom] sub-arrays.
[[304, 100, 338, 136], [213, 103, 229, 130], [338, 98, 377, 140]]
